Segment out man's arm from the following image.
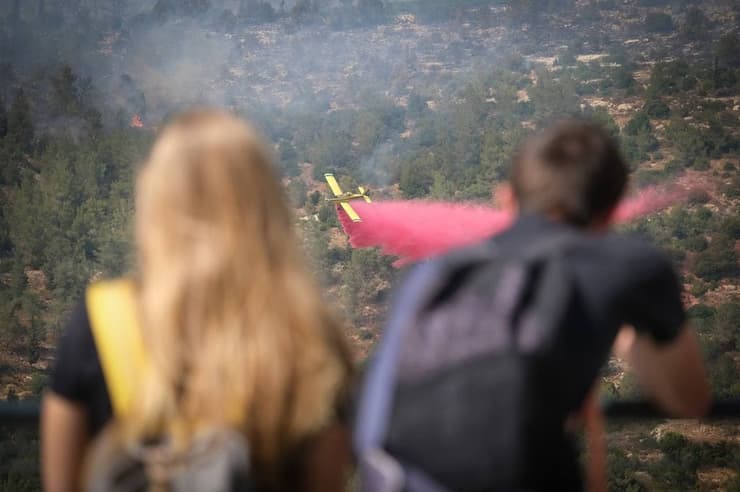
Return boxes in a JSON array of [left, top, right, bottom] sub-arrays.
[[580, 388, 607, 492], [614, 324, 711, 418]]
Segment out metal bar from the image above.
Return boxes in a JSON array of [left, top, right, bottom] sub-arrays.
[[0, 400, 41, 424], [602, 399, 740, 419], [1, 399, 740, 425]]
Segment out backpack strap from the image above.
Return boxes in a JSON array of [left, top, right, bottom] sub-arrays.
[[354, 261, 444, 454], [86, 279, 149, 419], [354, 260, 454, 454]]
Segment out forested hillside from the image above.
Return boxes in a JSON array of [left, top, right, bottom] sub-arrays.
[[1, 0, 739, 490]]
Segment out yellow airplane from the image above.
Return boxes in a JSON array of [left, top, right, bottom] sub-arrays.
[[324, 173, 371, 222]]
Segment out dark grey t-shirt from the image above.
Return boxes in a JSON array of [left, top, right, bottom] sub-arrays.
[[50, 300, 112, 436], [384, 213, 686, 491], [495, 214, 685, 345], [489, 213, 686, 424]]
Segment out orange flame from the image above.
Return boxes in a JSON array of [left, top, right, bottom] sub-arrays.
[[130, 114, 144, 128]]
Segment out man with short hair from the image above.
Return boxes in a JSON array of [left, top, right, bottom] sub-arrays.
[[357, 120, 710, 492], [498, 120, 710, 489], [506, 120, 709, 419]]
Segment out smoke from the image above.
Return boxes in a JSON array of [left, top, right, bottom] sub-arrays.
[[78, 1, 514, 123], [103, 18, 237, 121], [360, 139, 397, 185], [337, 181, 708, 266]]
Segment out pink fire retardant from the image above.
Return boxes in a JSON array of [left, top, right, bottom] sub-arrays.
[[337, 183, 703, 267]]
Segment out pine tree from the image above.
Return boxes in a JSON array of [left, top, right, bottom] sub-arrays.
[[0, 97, 7, 138], [7, 88, 34, 154], [51, 64, 80, 115]]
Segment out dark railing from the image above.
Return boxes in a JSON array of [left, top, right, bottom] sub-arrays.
[[3, 398, 740, 423], [0, 399, 738, 492], [0, 400, 42, 424], [602, 398, 740, 419]]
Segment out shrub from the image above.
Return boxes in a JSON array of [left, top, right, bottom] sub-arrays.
[[687, 303, 715, 320], [643, 97, 670, 119], [30, 373, 49, 396], [694, 235, 738, 281], [624, 111, 651, 136], [690, 281, 709, 298], [682, 235, 708, 252], [687, 189, 710, 205]]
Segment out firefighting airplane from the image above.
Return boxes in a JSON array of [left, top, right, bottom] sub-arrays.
[[324, 173, 371, 222]]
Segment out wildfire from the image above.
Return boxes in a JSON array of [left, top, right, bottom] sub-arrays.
[[130, 114, 144, 128]]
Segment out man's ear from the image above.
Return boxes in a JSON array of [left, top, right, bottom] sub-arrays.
[[493, 183, 517, 212]]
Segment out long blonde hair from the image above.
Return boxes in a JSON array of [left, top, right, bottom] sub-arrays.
[[130, 110, 351, 480]]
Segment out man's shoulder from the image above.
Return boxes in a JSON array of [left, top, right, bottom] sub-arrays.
[[494, 215, 668, 265], [588, 232, 673, 272]]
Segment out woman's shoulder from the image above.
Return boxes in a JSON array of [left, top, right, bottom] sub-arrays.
[[49, 298, 98, 400], [50, 294, 115, 434]]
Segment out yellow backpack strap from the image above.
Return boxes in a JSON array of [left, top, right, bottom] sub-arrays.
[[86, 279, 148, 419]]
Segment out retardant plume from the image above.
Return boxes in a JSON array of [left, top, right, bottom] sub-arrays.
[[612, 184, 699, 222], [337, 183, 705, 266], [339, 201, 513, 267]]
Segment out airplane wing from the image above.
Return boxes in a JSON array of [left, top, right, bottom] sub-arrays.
[[325, 173, 343, 197], [340, 202, 362, 222]]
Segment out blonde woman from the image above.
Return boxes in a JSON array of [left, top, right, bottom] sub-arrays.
[[41, 110, 353, 492]]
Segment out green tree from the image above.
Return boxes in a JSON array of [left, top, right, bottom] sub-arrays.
[[694, 234, 738, 281], [611, 64, 636, 91], [607, 448, 645, 492], [309, 130, 352, 177], [681, 6, 710, 41], [342, 248, 392, 325], [428, 171, 455, 199], [7, 88, 34, 154], [647, 61, 694, 97], [710, 352, 740, 397], [713, 302, 740, 352], [287, 179, 308, 208], [480, 123, 523, 184], [644, 12, 674, 33], [50, 64, 80, 115], [584, 106, 620, 139], [0, 97, 7, 138], [399, 152, 434, 198], [665, 119, 711, 169], [407, 91, 427, 118], [354, 111, 385, 157], [715, 32, 740, 69], [529, 70, 580, 125], [278, 141, 299, 176], [643, 96, 670, 119]]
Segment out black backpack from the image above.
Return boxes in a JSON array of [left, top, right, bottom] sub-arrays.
[[354, 233, 590, 492], [85, 426, 255, 492]]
